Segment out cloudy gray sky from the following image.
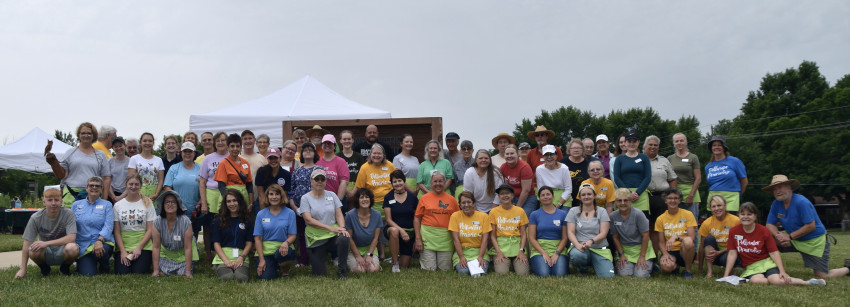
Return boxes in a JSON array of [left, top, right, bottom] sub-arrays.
[[2, 1, 848, 150]]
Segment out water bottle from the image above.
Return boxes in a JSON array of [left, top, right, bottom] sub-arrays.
[[15, 198, 22, 209]]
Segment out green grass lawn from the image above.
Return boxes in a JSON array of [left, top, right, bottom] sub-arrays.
[[1, 232, 848, 306], [0, 234, 23, 253]]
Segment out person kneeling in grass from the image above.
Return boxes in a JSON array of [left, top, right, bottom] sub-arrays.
[[723, 202, 825, 286], [655, 188, 696, 278], [449, 191, 491, 276], [151, 191, 197, 278], [698, 195, 740, 278], [345, 189, 382, 273], [15, 187, 79, 278], [490, 184, 530, 275]]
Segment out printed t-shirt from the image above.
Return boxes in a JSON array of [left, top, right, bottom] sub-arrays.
[[488, 205, 529, 237], [560, 157, 592, 202], [340, 151, 365, 183], [727, 223, 778, 268], [704, 156, 747, 192], [698, 214, 741, 250], [414, 192, 460, 228], [581, 178, 616, 208], [113, 199, 157, 231], [448, 211, 491, 247], [254, 165, 292, 193], [22, 208, 77, 242], [355, 162, 396, 204], [128, 154, 165, 195], [654, 209, 697, 251], [499, 160, 534, 197], [199, 153, 227, 189], [529, 208, 567, 240], [317, 156, 350, 196], [214, 156, 253, 186]]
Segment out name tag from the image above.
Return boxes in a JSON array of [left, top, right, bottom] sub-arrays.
[[682, 159, 689, 162], [173, 235, 181, 241], [232, 248, 240, 258], [472, 221, 480, 225], [777, 213, 785, 219], [553, 220, 560, 227], [540, 158, 545, 162], [326, 196, 333, 201], [388, 199, 397, 204], [614, 221, 622, 226], [578, 222, 583, 228], [241, 164, 248, 169], [262, 218, 271, 223], [381, 167, 388, 171], [635, 159, 642, 163], [600, 187, 608, 191], [95, 205, 104, 209], [430, 170, 438, 175]]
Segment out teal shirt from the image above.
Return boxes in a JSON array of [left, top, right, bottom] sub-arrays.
[[416, 159, 454, 190]]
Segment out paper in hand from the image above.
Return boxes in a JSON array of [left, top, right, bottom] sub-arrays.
[[467, 259, 485, 276]]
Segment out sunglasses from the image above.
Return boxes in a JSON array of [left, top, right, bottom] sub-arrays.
[[87, 184, 101, 189], [535, 133, 548, 137]]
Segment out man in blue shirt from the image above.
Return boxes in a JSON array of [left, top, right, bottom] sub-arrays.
[[764, 174, 849, 278]]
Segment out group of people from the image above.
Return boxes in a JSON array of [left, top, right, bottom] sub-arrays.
[[14, 122, 849, 285]]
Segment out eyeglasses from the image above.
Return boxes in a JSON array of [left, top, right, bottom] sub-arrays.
[[313, 177, 326, 182], [534, 133, 548, 137], [87, 184, 101, 189], [164, 200, 178, 205], [80, 132, 93, 136]]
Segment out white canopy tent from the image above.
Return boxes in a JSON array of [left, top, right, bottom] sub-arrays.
[[0, 127, 74, 173], [190, 75, 392, 147]]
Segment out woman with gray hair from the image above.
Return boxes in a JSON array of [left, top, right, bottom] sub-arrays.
[[643, 135, 677, 252], [414, 170, 460, 271], [668, 133, 701, 222], [151, 191, 197, 278], [452, 140, 474, 197], [416, 140, 454, 197], [256, 134, 271, 158], [72, 176, 114, 276]]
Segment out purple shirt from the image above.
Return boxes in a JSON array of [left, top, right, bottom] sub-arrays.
[[594, 152, 613, 179]]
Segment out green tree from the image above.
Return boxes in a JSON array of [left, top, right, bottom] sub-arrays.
[[154, 134, 182, 158], [54, 130, 78, 147]]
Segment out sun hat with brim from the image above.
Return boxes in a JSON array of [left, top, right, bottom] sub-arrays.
[[492, 133, 516, 148], [305, 125, 330, 137], [495, 184, 514, 195], [156, 190, 187, 216], [707, 135, 728, 151], [527, 125, 555, 141], [762, 174, 800, 192]]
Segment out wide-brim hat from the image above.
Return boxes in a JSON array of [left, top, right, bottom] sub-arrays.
[[762, 174, 800, 192], [156, 190, 187, 215], [305, 125, 330, 137], [527, 125, 555, 141], [492, 133, 516, 148], [707, 135, 729, 152]]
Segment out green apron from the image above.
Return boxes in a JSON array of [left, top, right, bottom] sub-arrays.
[[405, 178, 419, 194], [121, 230, 152, 251], [454, 185, 464, 201], [226, 185, 250, 206], [622, 243, 656, 263], [205, 188, 222, 214], [628, 188, 650, 212], [708, 190, 739, 212], [790, 234, 827, 258], [741, 257, 778, 278], [677, 184, 702, 203], [452, 246, 483, 267], [213, 247, 250, 264], [356, 245, 372, 256], [420, 224, 453, 252], [530, 239, 561, 258], [568, 245, 614, 262], [62, 186, 84, 208], [489, 235, 521, 257], [141, 185, 157, 199], [83, 241, 115, 255], [260, 240, 286, 256], [305, 224, 338, 248], [160, 239, 200, 262], [552, 188, 569, 207]]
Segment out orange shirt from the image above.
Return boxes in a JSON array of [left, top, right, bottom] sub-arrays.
[[415, 192, 460, 228], [213, 156, 253, 186]]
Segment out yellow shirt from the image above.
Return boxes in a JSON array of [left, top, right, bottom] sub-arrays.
[[93, 141, 113, 159], [581, 178, 616, 208], [448, 211, 491, 248], [488, 205, 528, 237], [654, 209, 697, 251], [698, 214, 740, 250], [355, 162, 396, 203]]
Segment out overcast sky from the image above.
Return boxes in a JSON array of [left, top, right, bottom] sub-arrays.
[[1, 1, 848, 150]]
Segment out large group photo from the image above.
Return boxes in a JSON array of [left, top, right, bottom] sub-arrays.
[[1, 1, 849, 306]]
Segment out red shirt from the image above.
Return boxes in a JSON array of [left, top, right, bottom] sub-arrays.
[[726, 223, 778, 268], [499, 160, 535, 197], [526, 146, 563, 172]]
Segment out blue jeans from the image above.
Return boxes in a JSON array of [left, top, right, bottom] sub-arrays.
[[569, 248, 615, 278], [530, 254, 569, 277], [456, 260, 490, 276], [77, 244, 113, 276], [703, 235, 740, 267], [258, 247, 296, 280], [114, 250, 152, 274], [513, 195, 538, 219]]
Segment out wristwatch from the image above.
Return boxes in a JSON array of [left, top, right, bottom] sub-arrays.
[[367, 253, 374, 257], [97, 238, 106, 243], [519, 248, 525, 252]]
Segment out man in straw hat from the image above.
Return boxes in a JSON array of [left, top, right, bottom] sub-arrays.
[[526, 125, 562, 171], [763, 174, 850, 278], [490, 132, 515, 169], [305, 125, 331, 157]]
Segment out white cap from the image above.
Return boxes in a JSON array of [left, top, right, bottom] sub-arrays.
[[181, 142, 195, 151], [595, 134, 609, 142], [542, 145, 557, 155]]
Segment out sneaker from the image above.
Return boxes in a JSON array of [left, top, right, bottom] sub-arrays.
[[59, 264, 71, 275], [332, 258, 339, 267], [807, 278, 826, 286], [39, 264, 51, 277], [338, 270, 348, 279], [383, 257, 393, 264], [682, 271, 693, 279], [392, 263, 400, 273]]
